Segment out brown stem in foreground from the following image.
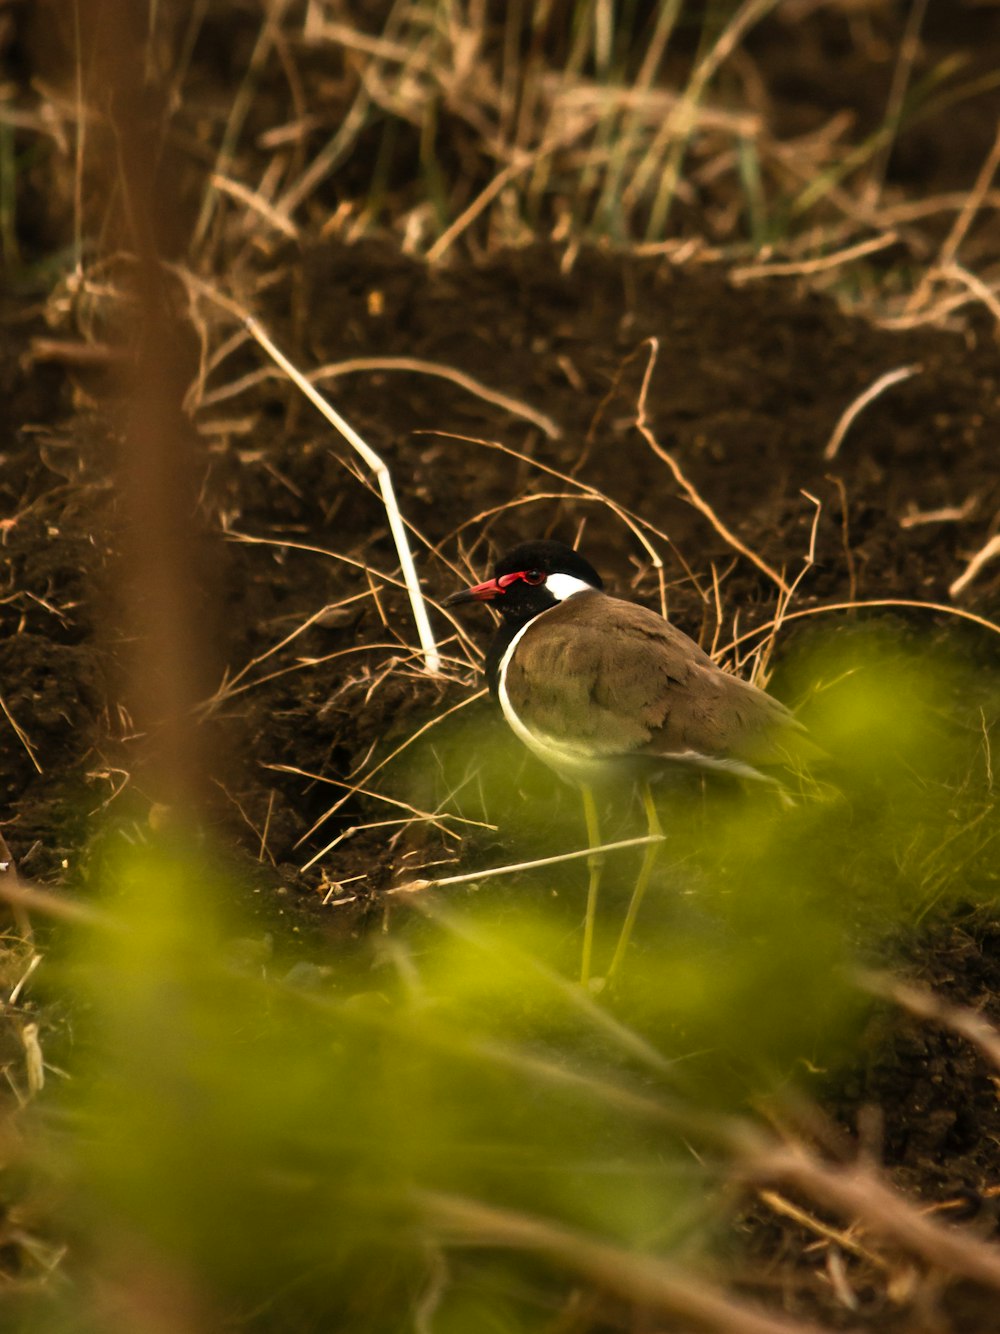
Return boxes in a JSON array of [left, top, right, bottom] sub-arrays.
[[87, 0, 214, 818], [418, 1190, 834, 1334], [742, 1143, 1000, 1291]]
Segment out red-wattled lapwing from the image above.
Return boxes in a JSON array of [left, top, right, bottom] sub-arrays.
[[445, 539, 808, 986]]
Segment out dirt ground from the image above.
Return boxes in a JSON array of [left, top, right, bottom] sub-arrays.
[[4, 0, 1000, 1328], [4, 237, 1000, 1328]]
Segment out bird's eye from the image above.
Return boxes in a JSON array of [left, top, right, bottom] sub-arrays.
[[522, 569, 546, 586]]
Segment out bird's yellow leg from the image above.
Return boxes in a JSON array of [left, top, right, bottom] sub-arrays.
[[606, 781, 663, 984], [580, 784, 602, 988]]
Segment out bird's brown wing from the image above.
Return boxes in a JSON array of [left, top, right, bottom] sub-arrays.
[[504, 590, 801, 766]]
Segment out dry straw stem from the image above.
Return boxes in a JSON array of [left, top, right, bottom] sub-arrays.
[[634, 339, 791, 596], [424, 108, 606, 264], [0, 871, 111, 930], [309, 357, 562, 439], [173, 271, 440, 674], [265, 761, 495, 872], [823, 365, 922, 461], [429, 430, 689, 620], [387, 833, 666, 897], [731, 232, 899, 283], [717, 597, 1000, 662], [293, 690, 489, 851], [756, 1188, 890, 1271], [0, 692, 43, 775], [899, 495, 978, 529], [907, 119, 1000, 314], [196, 357, 561, 440], [859, 970, 1000, 1075], [938, 262, 1000, 327], [743, 1142, 1000, 1291], [192, 0, 295, 248], [418, 1191, 830, 1334], [241, 313, 442, 674], [741, 490, 822, 687], [950, 533, 1000, 598], [208, 172, 301, 241]]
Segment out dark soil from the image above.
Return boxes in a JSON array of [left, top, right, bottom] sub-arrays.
[[4, 238, 1000, 1328]]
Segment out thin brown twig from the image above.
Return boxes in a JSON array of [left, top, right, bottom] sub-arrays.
[[825, 474, 858, 605], [634, 339, 790, 595], [426, 429, 696, 614], [0, 692, 43, 774], [292, 690, 489, 849], [715, 596, 1000, 660], [309, 356, 562, 439], [731, 232, 899, 282], [908, 119, 1000, 311]]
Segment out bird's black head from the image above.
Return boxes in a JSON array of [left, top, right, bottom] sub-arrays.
[[444, 539, 603, 624]]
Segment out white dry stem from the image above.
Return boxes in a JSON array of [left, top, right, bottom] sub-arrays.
[[8, 952, 42, 1007], [326, 835, 666, 905], [822, 365, 921, 461], [240, 314, 441, 674], [388, 834, 665, 897], [20, 1022, 45, 1095], [950, 534, 1000, 599]]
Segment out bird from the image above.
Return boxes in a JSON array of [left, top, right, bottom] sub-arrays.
[[445, 539, 810, 986]]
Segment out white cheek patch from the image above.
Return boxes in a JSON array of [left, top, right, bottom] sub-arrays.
[[544, 572, 593, 602]]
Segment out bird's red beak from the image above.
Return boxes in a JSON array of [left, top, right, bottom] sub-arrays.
[[443, 577, 504, 607], [443, 571, 525, 607]]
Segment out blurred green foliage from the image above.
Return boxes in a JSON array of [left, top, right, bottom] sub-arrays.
[[6, 629, 998, 1330]]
